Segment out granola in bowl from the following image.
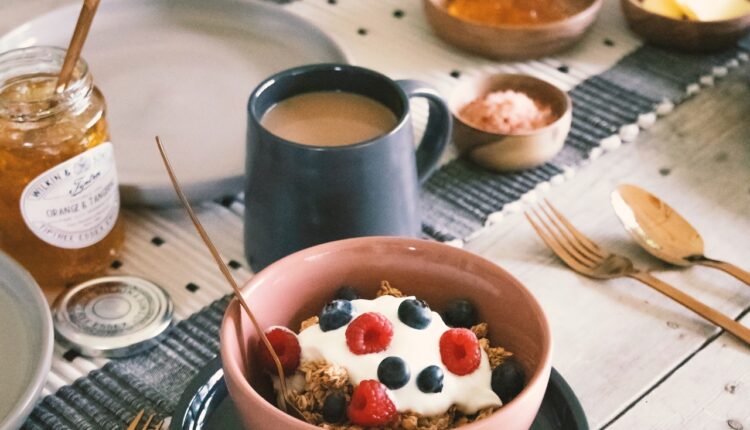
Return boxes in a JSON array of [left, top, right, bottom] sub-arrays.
[[255, 281, 526, 429]]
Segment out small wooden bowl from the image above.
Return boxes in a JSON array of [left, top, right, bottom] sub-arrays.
[[451, 74, 572, 172], [422, 0, 602, 60], [621, 0, 750, 52]]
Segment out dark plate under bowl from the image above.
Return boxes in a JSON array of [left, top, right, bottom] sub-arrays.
[[171, 357, 588, 430]]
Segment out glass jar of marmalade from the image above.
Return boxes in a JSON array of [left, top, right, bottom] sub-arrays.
[[0, 46, 124, 292]]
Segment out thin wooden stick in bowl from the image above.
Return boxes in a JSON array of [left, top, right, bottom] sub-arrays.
[[155, 136, 307, 420]]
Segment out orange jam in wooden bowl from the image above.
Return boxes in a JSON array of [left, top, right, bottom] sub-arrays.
[[447, 0, 587, 25]]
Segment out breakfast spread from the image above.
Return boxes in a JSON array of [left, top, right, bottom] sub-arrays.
[[458, 90, 554, 134], [446, 0, 587, 25], [639, 0, 750, 20], [7, 0, 749, 426], [255, 281, 525, 428]]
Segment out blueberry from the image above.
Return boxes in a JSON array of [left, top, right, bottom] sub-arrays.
[[322, 391, 347, 423], [491, 358, 526, 403], [334, 285, 360, 301], [416, 365, 443, 393], [377, 356, 410, 390], [398, 299, 432, 329], [319, 300, 353, 332], [442, 299, 478, 328]]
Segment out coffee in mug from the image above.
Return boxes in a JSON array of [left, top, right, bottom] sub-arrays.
[[260, 91, 398, 146]]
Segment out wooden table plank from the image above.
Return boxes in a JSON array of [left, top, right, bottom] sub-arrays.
[[607, 313, 750, 430], [466, 67, 750, 428]]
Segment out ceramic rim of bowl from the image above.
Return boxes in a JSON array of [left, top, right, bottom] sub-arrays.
[[0, 251, 53, 430]]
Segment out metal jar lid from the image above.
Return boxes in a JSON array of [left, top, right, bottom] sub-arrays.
[[53, 276, 173, 358]]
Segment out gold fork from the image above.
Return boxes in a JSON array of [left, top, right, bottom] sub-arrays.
[[127, 410, 164, 430], [525, 199, 750, 346]]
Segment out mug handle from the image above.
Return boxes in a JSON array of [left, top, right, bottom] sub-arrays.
[[396, 80, 452, 184]]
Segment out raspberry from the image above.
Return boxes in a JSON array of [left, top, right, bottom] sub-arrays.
[[439, 328, 481, 376], [347, 380, 396, 426], [345, 312, 393, 355], [257, 326, 301, 374]]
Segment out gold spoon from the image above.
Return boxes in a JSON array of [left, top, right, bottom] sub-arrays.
[[56, 0, 101, 93], [611, 184, 750, 285]]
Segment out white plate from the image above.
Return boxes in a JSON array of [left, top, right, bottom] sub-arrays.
[[0, 0, 349, 206], [0, 252, 53, 430]]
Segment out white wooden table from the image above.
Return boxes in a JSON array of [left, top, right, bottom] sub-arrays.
[[2, 1, 749, 429]]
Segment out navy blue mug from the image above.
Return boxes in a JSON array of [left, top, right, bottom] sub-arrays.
[[245, 64, 451, 271]]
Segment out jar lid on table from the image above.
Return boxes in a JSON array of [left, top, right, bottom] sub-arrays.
[[52, 276, 173, 358]]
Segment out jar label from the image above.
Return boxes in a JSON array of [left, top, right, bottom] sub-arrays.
[[20, 142, 120, 249]]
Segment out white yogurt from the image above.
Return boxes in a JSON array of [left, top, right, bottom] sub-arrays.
[[298, 295, 501, 416]]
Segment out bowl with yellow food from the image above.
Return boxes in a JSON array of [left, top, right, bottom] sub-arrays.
[[621, 0, 750, 52]]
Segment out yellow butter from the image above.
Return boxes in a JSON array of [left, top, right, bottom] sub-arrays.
[[675, 0, 750, 21], [640, 0, 686, 19]]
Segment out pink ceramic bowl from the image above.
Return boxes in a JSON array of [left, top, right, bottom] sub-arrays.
[[220, 237, 552, 430]]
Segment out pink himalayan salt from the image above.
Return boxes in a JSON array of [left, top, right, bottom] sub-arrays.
[[459, 90, 554, 134]]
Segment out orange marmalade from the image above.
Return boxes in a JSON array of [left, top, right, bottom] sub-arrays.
[[447, 0, 585, 25], [0, 47, 123, 292]]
